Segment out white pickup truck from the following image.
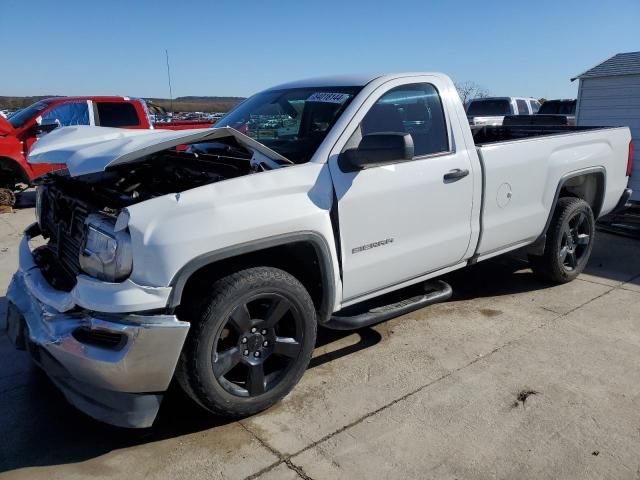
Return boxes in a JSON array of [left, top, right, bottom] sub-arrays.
[[5, 73, 633, 428]]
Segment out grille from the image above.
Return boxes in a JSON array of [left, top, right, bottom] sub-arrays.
[[39, 186, 89, 289]]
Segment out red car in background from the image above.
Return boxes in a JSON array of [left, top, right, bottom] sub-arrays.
[[0, 96, 213, 205]]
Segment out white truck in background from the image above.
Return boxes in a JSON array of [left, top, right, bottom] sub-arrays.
[[5, 72, 633, 428], [466, 96, 541, 126]]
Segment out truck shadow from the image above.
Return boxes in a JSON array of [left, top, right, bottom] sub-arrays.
[[0, 255, 585, 474], [1, 234, 638, 473], [0, 325, 381, 474], [442, 254, 551, 301]]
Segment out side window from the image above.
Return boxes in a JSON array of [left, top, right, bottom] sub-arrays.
[[515, 99, 529, 115], [530, 100, 540, 113], [41, 101, 90, 127], [361, 83, 449, 157], [96, 102, 141, 127]]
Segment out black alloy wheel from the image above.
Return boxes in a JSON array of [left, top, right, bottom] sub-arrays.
[[529, 197, 595, 283], [212, 292, 304, 397], [558, 210, 591, 272], [176, 267, 317, 417]]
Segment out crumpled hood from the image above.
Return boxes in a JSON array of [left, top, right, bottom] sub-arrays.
[[28, 125, 289, 177]]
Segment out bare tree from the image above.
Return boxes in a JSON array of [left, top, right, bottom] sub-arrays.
[[455, 81, 490, 106]]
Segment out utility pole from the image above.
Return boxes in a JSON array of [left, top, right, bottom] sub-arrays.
[[165, 49, 174, 115]]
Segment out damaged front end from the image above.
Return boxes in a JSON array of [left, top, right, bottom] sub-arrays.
[[33, 140, 256, 291], [5, 127, 281, 427], [7, 268, 188, 428]]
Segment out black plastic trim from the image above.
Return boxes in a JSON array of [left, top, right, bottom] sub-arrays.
[[324, 280, 452, 330], [167, 231, 336, 323], [533, 166, 606, 250], [611, 188, 633, 214]]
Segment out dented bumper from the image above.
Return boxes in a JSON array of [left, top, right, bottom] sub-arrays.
[[4, 227, 190, 428]]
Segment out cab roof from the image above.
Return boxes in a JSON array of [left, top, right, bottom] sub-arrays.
[[42, 96, 136, 105], [265, 73, 446, 91]]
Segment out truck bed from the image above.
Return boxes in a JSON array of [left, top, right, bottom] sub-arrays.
[[471, 125, 631, 259], [471, 125, 602, 146]]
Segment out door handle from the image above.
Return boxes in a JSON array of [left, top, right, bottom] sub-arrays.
[[443, 168, 469, 182]]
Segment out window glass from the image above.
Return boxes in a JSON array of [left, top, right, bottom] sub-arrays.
[[215, 87, 360, 163], [8, 101, 50, 128], [466, 99, 512, 116], [515, 99, 529, 115], [538, 101, 576, 115], [361, 83, 448, 157], [97, 102, 141, 127], [41, 101, 90, 127], [530, 100, 540, 113]]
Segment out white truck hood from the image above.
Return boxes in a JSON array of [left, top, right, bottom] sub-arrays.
[[28, 126, 290, 177]]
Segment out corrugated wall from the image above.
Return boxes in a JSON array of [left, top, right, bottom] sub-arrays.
[[576, 75, 640, 201]]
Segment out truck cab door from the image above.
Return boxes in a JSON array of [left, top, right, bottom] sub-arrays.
[[328, 77, 474, 302]]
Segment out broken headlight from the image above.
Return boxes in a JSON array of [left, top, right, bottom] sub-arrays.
[[79, 214, 133, 282]]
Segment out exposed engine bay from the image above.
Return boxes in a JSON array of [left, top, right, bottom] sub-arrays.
[[39, 140, 263, 211], [34, 140, 276, 291]]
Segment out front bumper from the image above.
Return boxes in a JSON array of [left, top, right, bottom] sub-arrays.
[[5, 229, 190, 428]]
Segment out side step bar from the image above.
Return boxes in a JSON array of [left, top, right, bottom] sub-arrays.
[[323, 280, 452, 331]]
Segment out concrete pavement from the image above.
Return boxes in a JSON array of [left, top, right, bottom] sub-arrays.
[[1, 200, 639, 479]]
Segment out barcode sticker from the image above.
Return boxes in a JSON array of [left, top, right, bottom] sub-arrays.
[[306, 92, 351, 104]]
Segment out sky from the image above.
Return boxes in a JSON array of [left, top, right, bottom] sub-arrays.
[[2, 0, 639, 100]]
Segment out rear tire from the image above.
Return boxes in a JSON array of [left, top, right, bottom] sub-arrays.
[[176, 267, 316, 417], [528, 197, 595, 283]]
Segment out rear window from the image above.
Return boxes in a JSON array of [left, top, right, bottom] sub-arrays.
[[538, 101, 576, 115], [96, 102, 141, 127], [515, 99, 529, 115], [529, 100, 540, 113], [467, 99, 512, 116]]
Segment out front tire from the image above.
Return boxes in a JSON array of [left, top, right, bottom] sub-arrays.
[[528, 197, 595, 283], [176, 267, 317, 417]]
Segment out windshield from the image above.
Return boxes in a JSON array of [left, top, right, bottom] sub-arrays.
[[467, 99, 512, 116], [215, 87, 361, 163], [538, 101, 576, 115], [8, 100, 50, 128]]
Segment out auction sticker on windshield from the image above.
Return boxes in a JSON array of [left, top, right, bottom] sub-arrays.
[[307, 92, 351, 104]]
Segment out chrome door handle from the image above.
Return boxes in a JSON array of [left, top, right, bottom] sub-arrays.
[[443, 168, 469, 182]]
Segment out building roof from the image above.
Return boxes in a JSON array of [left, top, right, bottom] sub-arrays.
[[572, 51, 640, 81]]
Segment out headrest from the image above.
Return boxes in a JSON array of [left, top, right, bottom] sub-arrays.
[[362, 103, 404, 134]]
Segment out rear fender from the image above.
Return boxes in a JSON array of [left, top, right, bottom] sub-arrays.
[[528, 166, 605, 255]]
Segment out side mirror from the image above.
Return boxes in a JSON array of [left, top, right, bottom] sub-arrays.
[[33, 119, 60, 135], [341, 132, 414, 170]]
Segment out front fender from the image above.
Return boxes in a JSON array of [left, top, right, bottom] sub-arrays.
[[124, 163, 342, 311]]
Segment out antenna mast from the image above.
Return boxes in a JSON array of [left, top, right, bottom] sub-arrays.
[[165, 49, 174, 115]]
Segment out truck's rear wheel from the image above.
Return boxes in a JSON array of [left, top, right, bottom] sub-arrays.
[[176, 267, 316, 417], [528, 197, 595, 283]]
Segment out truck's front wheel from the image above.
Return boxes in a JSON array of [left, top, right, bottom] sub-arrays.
[[176, 267, 317, 417], [528, 197, 595, 283]]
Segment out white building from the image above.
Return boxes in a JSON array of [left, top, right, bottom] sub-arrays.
[[573, 51, 640, 201]]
